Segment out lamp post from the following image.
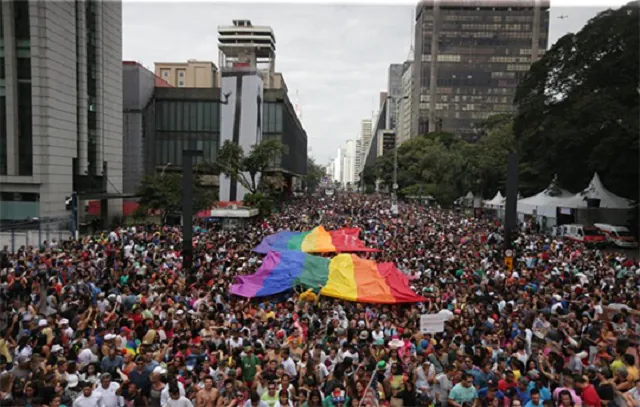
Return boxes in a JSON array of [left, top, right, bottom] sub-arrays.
[[182, 150, 203, 273], [387, 94, 409, 214]]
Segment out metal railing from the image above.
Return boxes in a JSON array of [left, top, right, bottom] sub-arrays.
[[0, 218, 73, 252]]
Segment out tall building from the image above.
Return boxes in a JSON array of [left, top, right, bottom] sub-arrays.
[[217, 19, 277, 88], [123, 61, 158, 195], [354, 139, 363, 183], [356, 119, 372, 178], [397, 62, 414, 146], [341, 139, 356, 186], [411, 0, 549, 140], [387, 64, 404, 129], [155, 60, 218, 88], [0, 0, 123, 221]]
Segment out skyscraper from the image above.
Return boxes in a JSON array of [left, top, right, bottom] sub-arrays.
[[387, 64, 404, 130], [356, 119, 372, 179], [0, 0, 123, 221], [411, 0, 549, 140], [397, 62, 414, 146]]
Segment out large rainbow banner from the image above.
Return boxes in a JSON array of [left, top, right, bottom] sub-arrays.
[[230, 251, 425, 304], [253, 226, 377, 254]]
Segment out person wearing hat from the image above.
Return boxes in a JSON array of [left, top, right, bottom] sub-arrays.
[[241, 345, 260, 389]]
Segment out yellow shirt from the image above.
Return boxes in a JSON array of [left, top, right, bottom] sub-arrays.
[[299, 289, 318, 303], [627, 366, 639, 381], [610, 359, 624, 375], [0, 339, 12, 363]]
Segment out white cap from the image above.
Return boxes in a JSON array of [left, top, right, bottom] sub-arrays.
[[38, 319, 48, 327], [176, 310, 185, 315], [59, 318, 69, 326], [51, 344, 63, 353], [104, 334, 116, 341], [152, 366, 167, 375]]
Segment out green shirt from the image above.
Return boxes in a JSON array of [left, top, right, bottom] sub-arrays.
[[261, 392, 279, 407], [241, 354, 259, 381]]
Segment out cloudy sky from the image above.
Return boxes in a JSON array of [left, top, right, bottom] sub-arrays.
[[123, 1, 626, 165]]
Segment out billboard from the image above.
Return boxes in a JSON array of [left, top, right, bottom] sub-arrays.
[[219, 73, 264, 202]]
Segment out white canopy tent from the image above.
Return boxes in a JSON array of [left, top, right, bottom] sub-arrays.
[[564, 173, 634, 209], [484, 191, 505, 209], [517, 176, 575, 217]]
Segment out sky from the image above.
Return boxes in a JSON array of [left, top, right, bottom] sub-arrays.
[[123, 1, 627, 165]]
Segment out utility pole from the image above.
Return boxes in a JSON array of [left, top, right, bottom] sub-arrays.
[[182, 149, 203, 272]]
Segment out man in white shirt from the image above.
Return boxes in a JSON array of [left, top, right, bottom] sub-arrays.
[[93, 374, 121, 407], [280, 348, 297, 379], [73, 382, 101, 407]]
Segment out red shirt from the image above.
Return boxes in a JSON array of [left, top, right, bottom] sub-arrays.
[[581, 384, 601, 407], [498, 379, 517, 393]]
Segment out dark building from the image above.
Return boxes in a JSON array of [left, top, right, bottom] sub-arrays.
[[411, 0, 550, 140], [387, 64, 404, 130], [122, 61, 158, 194], [141, 87, 307, 189]]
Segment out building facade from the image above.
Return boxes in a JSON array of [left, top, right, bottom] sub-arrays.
[[411, 0, 549, 140], [143, 87, 307, 187], [155, 60, 218, 88], [397, 61, 414, 146], [387, 64, 404, 130], [0, 0, 123, 221], [341, 139, 356, 186], [123, 61, 157, 194]]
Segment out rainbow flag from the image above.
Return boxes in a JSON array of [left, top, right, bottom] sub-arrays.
[[230, 251, 425, 304], [253, 226, 378, 254]]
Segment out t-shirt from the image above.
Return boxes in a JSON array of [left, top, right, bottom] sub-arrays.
[[581, 385, 601, 407], [449, 383, 478, 404], [261, 392, 279, 407], [242, 355, 259, 381], [164, 397, 194, 407]]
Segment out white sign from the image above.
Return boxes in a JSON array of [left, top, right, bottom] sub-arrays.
[[420, 314, 445, 334]]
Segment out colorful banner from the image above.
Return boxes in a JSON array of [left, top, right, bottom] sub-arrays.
[[253, 226, 378, 254], [230, 251, 425, 304]]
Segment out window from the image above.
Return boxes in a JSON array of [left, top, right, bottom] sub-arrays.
[[178, 80, 184, 87], [163, 71, 168, 77], [178, 71, 185, 78]]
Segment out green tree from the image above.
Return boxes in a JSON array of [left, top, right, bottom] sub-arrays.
[[305, 158, 325, 193], [514, 2, 639, 199], [215, 139, 289, 195], [136, 173, 217, 223]]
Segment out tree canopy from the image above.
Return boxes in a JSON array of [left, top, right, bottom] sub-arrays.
[[304, 158, 325, 193], [215, 138, 289, 195], [363, 3, 638, 205], [136, 173, 217, 221], [514, 2, 639, 200]]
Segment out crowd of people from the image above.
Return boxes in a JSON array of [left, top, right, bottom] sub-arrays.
[[0, 195, 638, 407]]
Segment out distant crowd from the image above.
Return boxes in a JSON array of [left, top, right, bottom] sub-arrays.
[[0, 195, 638, 407]]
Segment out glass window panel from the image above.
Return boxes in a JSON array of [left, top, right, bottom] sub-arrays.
[[175, 102, 183, 132], [197, 102, 204, 131], [174, 135, 185, 165], [196, 140, 204, 164], [184, 102, 191, 131], [190, 102, 197, 132], [202, 102, 211, 131], [275, 104, 283, 133], [161, 139, 169, 165]]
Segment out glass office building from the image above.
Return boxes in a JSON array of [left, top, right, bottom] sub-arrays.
[[143, 87, 307, 181], [411, 0, 550, 140]]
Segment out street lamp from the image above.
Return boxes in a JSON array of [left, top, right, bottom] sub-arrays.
[[182, 150, 203, 272], [387, 94, 409, 214]]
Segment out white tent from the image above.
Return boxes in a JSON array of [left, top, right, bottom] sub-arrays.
[[484, 191, 505, 209], [517, 176, 575, 217], [565, 173, 634, 209]]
